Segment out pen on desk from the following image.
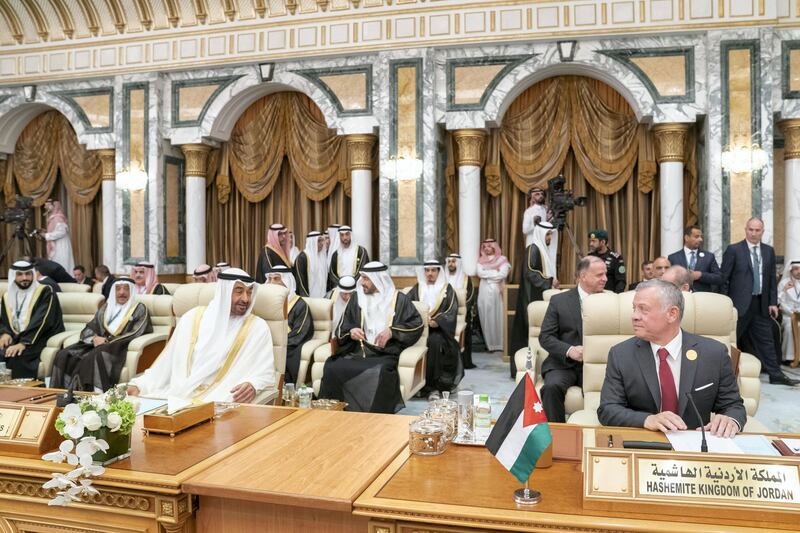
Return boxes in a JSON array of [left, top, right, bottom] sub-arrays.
[[607, 434, 614, 448]]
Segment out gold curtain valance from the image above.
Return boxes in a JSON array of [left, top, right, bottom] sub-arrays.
[[206, 92, 349, 204], [5, 111, 102, 206], [478, 76, 657, 197]]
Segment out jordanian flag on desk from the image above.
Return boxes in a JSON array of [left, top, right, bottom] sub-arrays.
[[485, 372, 552, 483]]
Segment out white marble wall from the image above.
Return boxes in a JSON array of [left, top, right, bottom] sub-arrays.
[[705, 31, 725, 261]]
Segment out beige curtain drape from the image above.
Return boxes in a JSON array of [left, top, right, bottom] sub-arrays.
[[206, 92, 378, 274], [446, 76, 697, 285], [0, 111, 103, 271]]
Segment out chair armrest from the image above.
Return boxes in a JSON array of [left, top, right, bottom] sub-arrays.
[[301, 339, 328, 362], [121, 333, 169, 382], [738, 352, 761, 377], [254, 388, 278, 405], [313, 343, 333, 364], [127, 333, 168, 353], [47, 330, 81, 348], [399, 346, 427, 367]]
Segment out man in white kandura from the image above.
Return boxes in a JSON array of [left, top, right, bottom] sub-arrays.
[[476, 239, 511, 352], [41, 199, 75, 273], [127, 268, 275, 407], [779, 261, 800, 363]]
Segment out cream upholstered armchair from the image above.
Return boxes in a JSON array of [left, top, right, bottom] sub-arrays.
[[567, 291, 766, 432], [117, 294, 175, 384], [39, 292, 106, 379], [162, 283, 181, 295], [454, 288, 467, 346], [58, 283, 91, 293], [311, 300, 429, 401], [0, 281, 7, 301], [296, 297, 334, 386], [168, 282, 288, 404]]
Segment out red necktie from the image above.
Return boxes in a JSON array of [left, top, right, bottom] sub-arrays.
[[657, 348, 678, 414]]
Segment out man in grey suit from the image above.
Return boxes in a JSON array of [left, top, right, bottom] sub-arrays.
[[539, 256, 607, 422], [598, 280, 745, 437]]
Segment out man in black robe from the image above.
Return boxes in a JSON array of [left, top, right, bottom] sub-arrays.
[[408, 260, 463, 400], [50, 277, 152, 391], [94, 265, 115, 299], [0, 260, 64, 378], [266, 265, 314, 384], [327, 225, 370, 291], [132, 262, 169, 295], [327, 275, 356, 330], [28, 257, 75, 283], [509, 222, 559, 377], [256, 223, 292, 283], [293, 231, 328, 298], [445, 253, 477, 369], [319, 261, 423, 413]]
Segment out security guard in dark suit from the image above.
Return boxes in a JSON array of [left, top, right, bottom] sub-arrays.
[[588, 229, 626, 293]]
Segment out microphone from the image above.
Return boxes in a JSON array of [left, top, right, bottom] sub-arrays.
[[684, 392, 708, 453]]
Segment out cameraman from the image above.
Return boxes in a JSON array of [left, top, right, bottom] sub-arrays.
[[588, 229, 627, 293], [522, 187, 554, 248]]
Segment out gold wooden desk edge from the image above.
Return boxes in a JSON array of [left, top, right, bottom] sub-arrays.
[[353, 427, 799, 533], [0, 406, 308, 495]]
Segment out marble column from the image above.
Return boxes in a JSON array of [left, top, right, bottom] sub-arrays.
[[179, 144, 211, 273], [780, 119, 800, 263], [96, 149, 117, 273], [653, 123, 690, 256], [452, 129, 486, 276], [346, 134, 377, 256]]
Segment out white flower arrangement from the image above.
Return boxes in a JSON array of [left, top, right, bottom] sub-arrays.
[[41, 385, 136, 506]]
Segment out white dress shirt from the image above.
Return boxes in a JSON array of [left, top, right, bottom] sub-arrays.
[[649, 330, 683, 408]]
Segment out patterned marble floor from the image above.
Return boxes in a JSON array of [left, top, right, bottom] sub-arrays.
[[399, 352, 800, 433]]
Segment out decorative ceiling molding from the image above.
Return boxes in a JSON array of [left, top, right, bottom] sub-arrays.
[[21, 0, 49, 41], [48, 0, 75, 39], [0, 1, 24, 44], [105, 0, 127, 34], [77, 0, 100, 37]]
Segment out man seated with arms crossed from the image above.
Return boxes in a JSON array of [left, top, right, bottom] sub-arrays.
[[539, 256, 607, 423], [127, 268, 275, 405], [598, 279, 745, 437]]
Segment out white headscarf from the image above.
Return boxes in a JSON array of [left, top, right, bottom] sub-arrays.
[[357, 262, 396, 344], [416, 262, 446, 312], [104, 277, 136, 333], [337, 225, 357, 276], [304, 231, 328, 298], [5, 260, 40, 332], [192, 269, 258, 378], [332, 275, 356, 330], [267, 266, 296, 297], [445, 254, 466, 289], [327, 224, 341, 265], [532, 222, 557, 278]]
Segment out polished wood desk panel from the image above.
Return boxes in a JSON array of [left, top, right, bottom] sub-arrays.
[[184, 409, 414, 513], [0, 404, 302, 533], [355, 428, 799, 533]]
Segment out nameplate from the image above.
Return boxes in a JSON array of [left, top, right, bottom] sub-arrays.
[[584, 448, 800, 513], [0, 401, 61, 455]]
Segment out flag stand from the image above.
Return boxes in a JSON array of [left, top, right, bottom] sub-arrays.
[[513, 480, 541, 505]]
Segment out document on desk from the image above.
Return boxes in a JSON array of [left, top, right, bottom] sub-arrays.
[[135, 398, 167, 416], [665, 431, 780, 456]]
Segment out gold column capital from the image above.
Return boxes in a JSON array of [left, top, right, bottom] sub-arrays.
[[652, 123, 691, 164], [345, 134, 377, 171], [452, 128, 487, 168], [180, 144, 212, 178], [779, 118, 800, 160], [96, 149, 116, 181]]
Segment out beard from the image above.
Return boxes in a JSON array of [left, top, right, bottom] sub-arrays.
[[14, 279, 32, 290]]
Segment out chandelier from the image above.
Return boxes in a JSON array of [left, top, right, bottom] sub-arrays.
[[116, 161, 148, 191], [721, 144, 768, 174]]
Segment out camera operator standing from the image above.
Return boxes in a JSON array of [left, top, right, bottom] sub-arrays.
[[522, 187, 557, 250], [588, 229, 627, 293], [36, 199, 75, 274]]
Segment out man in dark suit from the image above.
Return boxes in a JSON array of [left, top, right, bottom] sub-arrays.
[[26, 257, 75, 283], [721, 217, 798, 386], [628, 260, 654, 290], [598, 280, 746, 437], [539, 256, 607, 422], [667, 225, 722, 293]]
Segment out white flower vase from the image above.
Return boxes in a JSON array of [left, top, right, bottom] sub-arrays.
[[83, 428, 131, 465]]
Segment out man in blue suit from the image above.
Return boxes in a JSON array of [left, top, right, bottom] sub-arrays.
[[667, 225, 722, 293], [721, 218, 798, 386]]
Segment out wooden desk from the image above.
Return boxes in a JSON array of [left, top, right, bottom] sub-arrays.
[[354, 427, 799, 533], [0, 403, 300, 533], [184, 409, 414, 533]]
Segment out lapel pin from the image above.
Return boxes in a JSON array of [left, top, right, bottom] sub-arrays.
[[686, 349, 698, 361]]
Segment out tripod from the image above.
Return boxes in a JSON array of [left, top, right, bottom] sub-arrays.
[[0, 223, 36, 267], [559, 221, 583, 264]]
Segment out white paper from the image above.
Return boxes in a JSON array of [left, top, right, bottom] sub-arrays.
[[733, 435, 780, 457], [782, 438, 800, 454], [666, 430, 742, 454], [134, 398, 167, 416], [167, 396, 192, 415]]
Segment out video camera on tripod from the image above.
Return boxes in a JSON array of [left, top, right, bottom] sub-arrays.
[[0, 195, 37, 264], [547, 175, 586, 231]]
